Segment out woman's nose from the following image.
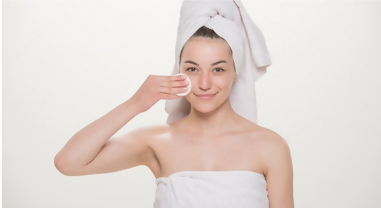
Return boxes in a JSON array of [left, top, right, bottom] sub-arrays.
[[198, 73, 212, 91]]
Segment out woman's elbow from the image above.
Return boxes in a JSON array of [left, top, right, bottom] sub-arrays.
[[54, 155, 78, 176]]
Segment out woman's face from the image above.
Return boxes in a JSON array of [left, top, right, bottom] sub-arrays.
[[179, 37, 237, 113]]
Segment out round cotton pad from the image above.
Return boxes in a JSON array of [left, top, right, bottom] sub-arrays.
[[175, 73, 191, 96]]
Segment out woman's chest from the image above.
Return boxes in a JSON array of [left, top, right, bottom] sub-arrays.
[[150, 132, 265, 177]]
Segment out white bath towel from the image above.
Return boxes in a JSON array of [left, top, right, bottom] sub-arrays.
[[154, 170, 269, 208], [164, 0, 272, 124]]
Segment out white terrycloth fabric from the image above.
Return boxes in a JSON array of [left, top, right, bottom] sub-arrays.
[[154, 171, 269, 208], [164, 0, 272, 124]]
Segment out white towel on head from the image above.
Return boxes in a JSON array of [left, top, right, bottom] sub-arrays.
[[164, 0, 272, 124]]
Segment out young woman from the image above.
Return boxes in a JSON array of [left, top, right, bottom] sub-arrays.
[[55, 3, 294, 208]]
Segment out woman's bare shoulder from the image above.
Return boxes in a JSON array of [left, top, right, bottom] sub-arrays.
[[251, 126, 292, 175], [243, 120, 285, 141], [248, 124, 290, 149], [245, 123, 291, 156]]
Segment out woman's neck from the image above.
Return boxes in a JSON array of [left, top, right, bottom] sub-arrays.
[[183, 99, 242, 136]]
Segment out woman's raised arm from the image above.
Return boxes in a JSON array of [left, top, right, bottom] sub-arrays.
[[54, 74, 189, 176]]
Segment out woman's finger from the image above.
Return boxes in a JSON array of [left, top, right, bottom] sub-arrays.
[[156, 74, 186, 82], [161, 80, 189, 88], [158, 86, 188, 95]]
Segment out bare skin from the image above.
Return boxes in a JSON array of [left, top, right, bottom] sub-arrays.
[[54, 37, 294, 208]]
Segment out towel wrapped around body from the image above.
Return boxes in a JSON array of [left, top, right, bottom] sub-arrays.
[[154, 171, 269, 208]]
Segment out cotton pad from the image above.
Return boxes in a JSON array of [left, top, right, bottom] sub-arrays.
[[175, 73, 191, 96]]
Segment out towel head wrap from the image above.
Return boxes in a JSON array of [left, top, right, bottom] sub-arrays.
[[164, 0, 272, 124]]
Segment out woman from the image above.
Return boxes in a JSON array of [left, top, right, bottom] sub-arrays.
[[55, 1, 294, 208]]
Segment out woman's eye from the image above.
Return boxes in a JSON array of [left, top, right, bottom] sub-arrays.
[[214, 68, 225, 72], [187, 67, 196, 72]]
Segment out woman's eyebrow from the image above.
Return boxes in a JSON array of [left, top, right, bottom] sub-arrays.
[[184, 60, 198, 66], [212, 60, 228, 65], [183, 60, 227, 66]]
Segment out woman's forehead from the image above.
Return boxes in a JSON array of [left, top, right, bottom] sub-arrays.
[[182, 38, 232, 59]]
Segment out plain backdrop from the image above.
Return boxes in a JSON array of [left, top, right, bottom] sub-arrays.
[[3, 0, 381, 207]]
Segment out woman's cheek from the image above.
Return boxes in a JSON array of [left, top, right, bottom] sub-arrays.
[[215, 76, 230, 86]]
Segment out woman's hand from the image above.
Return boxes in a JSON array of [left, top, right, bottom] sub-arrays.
[[130, 74, 189, 113]]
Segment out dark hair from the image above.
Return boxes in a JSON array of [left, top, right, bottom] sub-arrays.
[[191, 26, 223, 39]]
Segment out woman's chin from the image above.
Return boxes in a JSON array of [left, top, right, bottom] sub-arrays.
[[189, 103, 217, 114], [187, 95, 229, 114]]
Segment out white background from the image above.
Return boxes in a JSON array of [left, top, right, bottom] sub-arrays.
[[3, 0, 381, 207]]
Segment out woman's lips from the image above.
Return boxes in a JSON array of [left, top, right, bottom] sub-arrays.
[[195, 93, 217, 99]]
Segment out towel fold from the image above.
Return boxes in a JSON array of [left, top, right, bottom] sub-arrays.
[[165, 0, 272, 124]]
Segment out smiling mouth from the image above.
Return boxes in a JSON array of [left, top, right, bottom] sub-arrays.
[[194, 92, 217, 99]]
